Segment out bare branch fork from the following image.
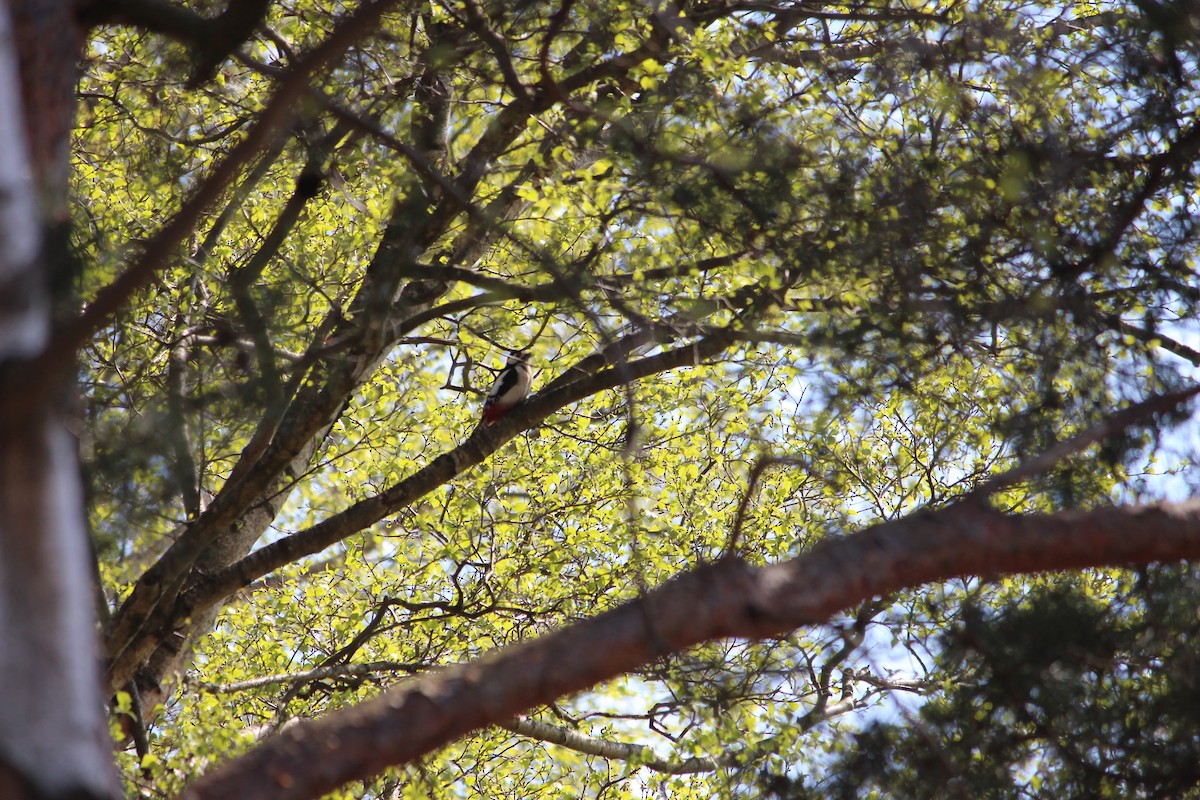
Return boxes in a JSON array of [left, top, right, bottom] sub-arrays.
[[500, 717, 737, 775], [181, 499, 1200, 800]]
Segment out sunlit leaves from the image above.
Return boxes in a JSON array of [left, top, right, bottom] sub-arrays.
[[74, 0, 1200, 797]]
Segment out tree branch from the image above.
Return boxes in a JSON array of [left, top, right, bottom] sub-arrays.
[[1109, 316, 1200, 367], [102, 9, 628, 693], [968, 383, 1200, 499], [501, 717, 733, 774], [455, 0, 531, 103], [180, 499, 1200, 800], [30, 0, 399, 396], [81, 0, 275, 83], [97, 0, 406, 694], [502, 687, 867, 776], [195, 661, 429, 694], [179, 329, 737, 616]]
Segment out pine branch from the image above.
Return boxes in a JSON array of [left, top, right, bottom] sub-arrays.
[[181, 499, 1200, 800]]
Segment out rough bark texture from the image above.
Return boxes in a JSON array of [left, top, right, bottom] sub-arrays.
[[0, 415, 119, 800], [180, 500, 1200, 800], [0, 2, 119, 798]]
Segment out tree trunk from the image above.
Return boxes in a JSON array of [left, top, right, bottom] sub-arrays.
[[0, 1, 119, 797]]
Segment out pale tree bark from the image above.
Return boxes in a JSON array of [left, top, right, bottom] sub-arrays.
[[0, 1, 119, 798], [181, 499, 1200, 800]]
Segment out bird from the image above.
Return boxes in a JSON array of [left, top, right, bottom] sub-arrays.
[[480, 353, 532, 426]]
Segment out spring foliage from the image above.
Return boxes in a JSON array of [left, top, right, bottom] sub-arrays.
[[69, 1, 1200, 797]]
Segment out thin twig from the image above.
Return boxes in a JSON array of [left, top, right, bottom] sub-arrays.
[[37, 0, 401, 384], [195, 661, 428, 694], [969, 383, 1200, 500], [724, 456, 810, 557]]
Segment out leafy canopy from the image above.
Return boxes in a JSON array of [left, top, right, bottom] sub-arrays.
[[71, 0, 1200, 797]]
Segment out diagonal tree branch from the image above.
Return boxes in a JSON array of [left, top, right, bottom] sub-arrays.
[[196, 661, 429, 695], [968, 383, 1200, 499], [179, 498, 1200, 800], [96, 1, 421, 694], [103, 294, 735, 693], [32, 0, 400, 392], [176, 329, 738, 618], [102, 61, 600, 695], [1109, 316, 1200, 367]]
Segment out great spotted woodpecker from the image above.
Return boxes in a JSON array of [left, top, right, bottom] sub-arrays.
[[480, 353, 532, 426]]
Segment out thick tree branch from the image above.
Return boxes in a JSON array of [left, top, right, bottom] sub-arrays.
[[103, 18, 616, 692], [180, 499, 1200, 800], [180, 329, 737, 616], [79, 0, 204, 42], [113, 252, 773, 694], [98, 0, 406, 692], [81, 0, 274, 83]]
